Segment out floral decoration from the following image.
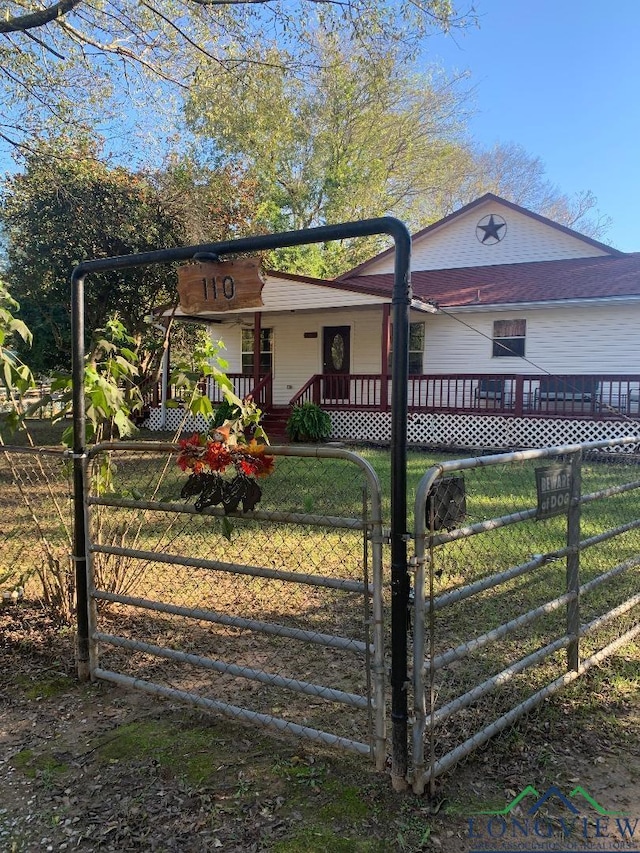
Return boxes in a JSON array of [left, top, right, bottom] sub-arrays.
[[177, 429, 274, 514]]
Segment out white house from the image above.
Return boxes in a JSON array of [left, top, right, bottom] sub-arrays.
[[150, 193, 640, 448]]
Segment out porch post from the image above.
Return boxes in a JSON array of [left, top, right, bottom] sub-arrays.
[[253, 311, 262, 393], [160, 336, 169, 430], [514, 374, 524, 417], [381, 303, 391, 412]]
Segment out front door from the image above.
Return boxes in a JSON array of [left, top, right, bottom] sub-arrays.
[[322, 326, 351, 401]]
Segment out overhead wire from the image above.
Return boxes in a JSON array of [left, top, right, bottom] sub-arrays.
[[432, 303, 640, 429]]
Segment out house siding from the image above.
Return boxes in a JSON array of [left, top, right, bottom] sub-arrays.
[[212, 306, 387, 404], [214, 276, 388, 315], [361, 200, 609, 275], [209, 301, 636, 398], [425, 302, 639, 375]]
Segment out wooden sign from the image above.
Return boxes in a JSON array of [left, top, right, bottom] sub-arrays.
[[177, 259, 265, 314]]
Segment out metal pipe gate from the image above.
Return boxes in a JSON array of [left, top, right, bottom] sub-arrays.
[[84, 442, 388, 768], [412, 436, 640, 794], [71, 217, 412, 783]]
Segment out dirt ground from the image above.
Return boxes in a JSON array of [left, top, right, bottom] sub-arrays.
[[2, 604, 639, 852]]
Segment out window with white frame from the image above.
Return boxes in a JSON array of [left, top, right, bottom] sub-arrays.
[[492, 319, 526, 358], [241, 328, 273, 374], [389, 322, 425, 374]]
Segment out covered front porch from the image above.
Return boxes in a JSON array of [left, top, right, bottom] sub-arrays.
[[289, 372, 640, 418], [146, 372, 640, 420]]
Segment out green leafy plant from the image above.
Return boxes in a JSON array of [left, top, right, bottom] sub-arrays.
[[0, 281, 36, 433], [286, 403, 332, 442], [167, 334, 269, 443], [213, 397, 240, 428], [49, 316, 144, 450]]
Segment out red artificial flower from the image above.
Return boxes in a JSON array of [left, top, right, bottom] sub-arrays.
[[177, 433, 207, 472], [177, 432, 274, 479], [205, 440, 233, 473], [239, 441, 275, 478], [238, 458, 259, 476]]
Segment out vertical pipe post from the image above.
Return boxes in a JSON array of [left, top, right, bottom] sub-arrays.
[[566, 449, 582, 671], [253, 311, 262, 393], [71, 269, 89, 681], [390, 228, 412, 789]]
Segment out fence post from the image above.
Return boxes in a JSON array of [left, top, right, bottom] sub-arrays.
[[566, 449, 582, 672], [71, 267, 90, 682], [389, 224, 412, 791]]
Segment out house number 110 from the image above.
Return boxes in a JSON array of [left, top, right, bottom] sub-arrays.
[[202, 275, 235, 301]]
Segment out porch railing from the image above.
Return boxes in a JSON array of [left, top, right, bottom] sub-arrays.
[[290, 373, 640, 419], [143, 373, 272, 410]]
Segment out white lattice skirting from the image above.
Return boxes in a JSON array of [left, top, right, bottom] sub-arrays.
[[327, 410, 640, 450], [143, 406, 640, 450], [144, 407, 212, 434]]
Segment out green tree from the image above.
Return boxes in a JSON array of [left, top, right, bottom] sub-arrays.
[[1, 139, 187, 373], [186, 38, 472, 275], [152, 157, 259, 246], [0, 1, 473, 163]]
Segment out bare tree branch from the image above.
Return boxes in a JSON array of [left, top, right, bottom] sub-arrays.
[[55, 18, 191, 89], [139, 1, 228, 68], [21, 28, 66, 60], [0, 0, 83, 34]]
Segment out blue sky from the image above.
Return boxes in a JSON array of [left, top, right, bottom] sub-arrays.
[[2, 1, 637, 253], [426, 0, 640, 251]]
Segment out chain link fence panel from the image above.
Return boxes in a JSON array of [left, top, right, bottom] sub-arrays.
[[0, 446, 74, 621], [85, 443, 388, 768], [412, 438, 640, 794]]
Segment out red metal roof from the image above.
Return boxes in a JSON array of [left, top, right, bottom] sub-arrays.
[[338, 253, 640, 308]]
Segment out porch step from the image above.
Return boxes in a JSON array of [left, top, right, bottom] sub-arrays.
[[261, 406, 291, 444]]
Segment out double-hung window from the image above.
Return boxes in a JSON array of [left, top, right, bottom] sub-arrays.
[[492, 319, 526, 358], [389, 322, 425, 374], [241, 328, 273, 375]]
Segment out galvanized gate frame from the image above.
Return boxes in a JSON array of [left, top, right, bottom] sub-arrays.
[[411, 436, 640, 795], [84, 442, 387, 768], [71, 218, 412, 784]]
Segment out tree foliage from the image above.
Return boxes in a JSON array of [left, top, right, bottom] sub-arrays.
[[0, 138, 188, 372], [0, 0, 473, 161], [0, 279, 36, 434], [153, 158, 259, 246], [186, 38, 472, 274]]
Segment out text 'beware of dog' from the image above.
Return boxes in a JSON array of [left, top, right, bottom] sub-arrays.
[[535, 463, 572, 519]]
